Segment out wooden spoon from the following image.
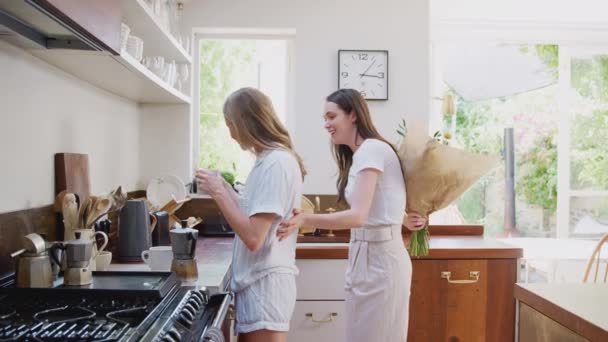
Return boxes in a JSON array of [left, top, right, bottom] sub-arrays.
[[62, 193, 79, 238], [86, 197, 112, 228], [78, 197, 92, 229]]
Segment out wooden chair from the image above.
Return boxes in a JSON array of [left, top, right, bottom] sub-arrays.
[[582, 233, 608, 283]]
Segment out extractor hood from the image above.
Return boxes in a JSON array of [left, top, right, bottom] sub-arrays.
[[0, 0, 120, 54]]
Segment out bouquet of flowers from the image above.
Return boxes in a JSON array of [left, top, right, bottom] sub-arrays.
[[397, 121, 498, 256]]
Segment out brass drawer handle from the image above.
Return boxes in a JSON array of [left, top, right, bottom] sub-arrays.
[[441, 271, 480, 284], [305, 312, 338, 323]]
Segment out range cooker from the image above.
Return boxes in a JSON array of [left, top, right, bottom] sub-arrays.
[[0, 272, 232, 341]]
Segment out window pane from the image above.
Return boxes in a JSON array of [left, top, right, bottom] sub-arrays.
[[434, 44, 560, 237], [570, 196, 608, 236], [198, 39, 289, 183], [569, 52, 608, 190]]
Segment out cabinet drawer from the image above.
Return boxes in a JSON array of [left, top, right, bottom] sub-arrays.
[[409, 259, 517, 342], [288, 300, 345, 342], [296, 260, 347, 300]]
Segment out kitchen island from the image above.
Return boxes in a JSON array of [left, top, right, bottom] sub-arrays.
[[516, 283, 608, 341]]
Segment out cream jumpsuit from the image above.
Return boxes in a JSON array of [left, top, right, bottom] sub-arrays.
[[344, 139, 412, 342]]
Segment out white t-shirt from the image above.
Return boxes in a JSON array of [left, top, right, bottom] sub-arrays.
[[345, 139, 406, 227], [230, 149, 302, 292]]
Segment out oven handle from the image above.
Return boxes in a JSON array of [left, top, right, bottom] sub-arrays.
[[211, 292, 234, 329]]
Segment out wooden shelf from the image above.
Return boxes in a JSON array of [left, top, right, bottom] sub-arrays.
[[30, 49, 191, 104], [122, 0, 192, 64]]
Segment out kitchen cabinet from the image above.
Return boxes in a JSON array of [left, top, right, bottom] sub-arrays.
[[32, 0, 122, 54], [409, 259, 518, 342], [295, 229, 522, 342], [1, 0, 191, 104], [519, 304, 588, 342], [290, 301, 346, 342], [288, 259, 348, 342]]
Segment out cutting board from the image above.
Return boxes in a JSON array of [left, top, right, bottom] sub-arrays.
[[54, 152, 91, 204]]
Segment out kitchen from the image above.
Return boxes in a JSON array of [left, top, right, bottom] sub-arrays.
[[1, 0, 607, 341]]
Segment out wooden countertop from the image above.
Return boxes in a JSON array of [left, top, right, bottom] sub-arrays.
[[296, 235, 523, 259], [515, 283, 608, 341], [110, 237, 233, 291]]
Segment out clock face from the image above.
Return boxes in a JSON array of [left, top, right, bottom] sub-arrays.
[[338, 50, 388, 100]]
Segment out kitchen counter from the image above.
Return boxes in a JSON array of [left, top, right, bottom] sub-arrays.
[[109, 237, 233, 291], [515, 283, 608, 341], [296, 235, 523, 259]]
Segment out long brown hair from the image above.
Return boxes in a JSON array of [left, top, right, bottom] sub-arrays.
[[326, 89, 399, 206], [223, 87, 306, 180]]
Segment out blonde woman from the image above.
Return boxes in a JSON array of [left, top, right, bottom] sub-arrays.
[[277, 89, 425, 341], [196, 87, 305, 342]]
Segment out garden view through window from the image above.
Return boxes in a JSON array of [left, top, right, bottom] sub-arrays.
[[433, 43, 608, 239], [198, 38, 289, 185]]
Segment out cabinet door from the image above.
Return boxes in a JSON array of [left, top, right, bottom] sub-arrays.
[[295, 260, 347, 300], [288, 301, 345, 342], [408, 259, 516, 342], [32, 0, 121, 54], [518, 303, 588, 342]]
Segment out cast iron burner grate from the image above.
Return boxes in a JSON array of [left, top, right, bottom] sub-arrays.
[[0, 292, 160, 341]]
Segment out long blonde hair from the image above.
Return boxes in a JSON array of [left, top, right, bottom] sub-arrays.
[[326, 89, 401, 207], [223, 87, 306, 180]]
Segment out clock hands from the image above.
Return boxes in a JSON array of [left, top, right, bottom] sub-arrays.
[[359, 59, 376, 78], [359, 73, 383, 78]]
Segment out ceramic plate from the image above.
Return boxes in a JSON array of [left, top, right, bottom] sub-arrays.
[[147, 175, 186, 208]]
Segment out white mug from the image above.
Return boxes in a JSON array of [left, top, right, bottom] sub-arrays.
[[95, 251, 112, 271], [141, 246, 173, 271]]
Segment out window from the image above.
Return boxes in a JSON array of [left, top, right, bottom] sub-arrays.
[[559, 47, 608, 238], [194, 36, 292, 183], [432, 42, 608, 239]]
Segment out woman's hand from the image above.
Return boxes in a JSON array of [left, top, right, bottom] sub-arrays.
[[403, 213, 427, 231], [195, 169, 225, 198], [277, 208, 304, 241]]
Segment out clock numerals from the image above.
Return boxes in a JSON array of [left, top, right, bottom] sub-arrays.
[[360, 90, 367, 97], [378, 72, 385, 78], [358, 53, 368, 61], [341, 72, 349, 78]]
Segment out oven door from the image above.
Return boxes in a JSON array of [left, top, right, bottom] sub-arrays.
[[199, 292, 233, 342], [142, 290, 233, 342]]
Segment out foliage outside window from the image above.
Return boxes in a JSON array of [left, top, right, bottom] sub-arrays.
[[447, 44, 608, 237], [199, 40, 255, 183]]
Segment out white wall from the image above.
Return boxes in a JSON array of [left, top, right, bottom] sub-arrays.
[[139, 104, 192, 187], [182, 0, 430, 194], [0, 41, 141, 213], [432, 0, 608, 23]]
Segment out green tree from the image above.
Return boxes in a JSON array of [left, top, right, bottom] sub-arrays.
[[517, 134, 558, 230], [444, 45, 561, 235], [571, 109, 608, 189], [569, 54, 608, 190], [198, 40, 255, 182]]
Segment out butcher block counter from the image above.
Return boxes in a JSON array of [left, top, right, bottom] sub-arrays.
[[294, 226, 523, 342]]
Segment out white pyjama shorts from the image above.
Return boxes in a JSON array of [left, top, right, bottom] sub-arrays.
[[234, 273, 297, 334]]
